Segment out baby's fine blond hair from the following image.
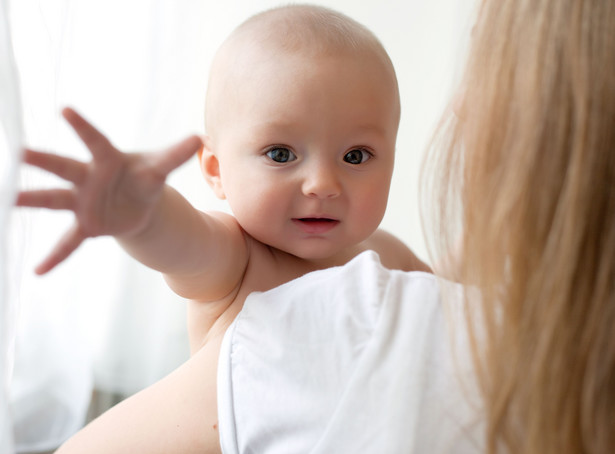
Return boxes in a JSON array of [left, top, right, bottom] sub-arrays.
[[205, 4, 399, 135]]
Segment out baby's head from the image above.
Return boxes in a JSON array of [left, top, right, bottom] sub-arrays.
[[201, 5, 401, 261], [205, 5, 400, 135]]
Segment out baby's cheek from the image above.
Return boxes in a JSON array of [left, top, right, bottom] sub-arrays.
[[359, 190, 388, 226], [231, 192, 277, 230]]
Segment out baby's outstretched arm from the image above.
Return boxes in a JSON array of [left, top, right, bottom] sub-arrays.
[[17, 108, 247, 301], [17, 108, 201, 274]]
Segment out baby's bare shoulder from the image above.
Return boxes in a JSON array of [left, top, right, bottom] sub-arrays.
[[363, 229, 432, 273], [241, 240, 318, 292]]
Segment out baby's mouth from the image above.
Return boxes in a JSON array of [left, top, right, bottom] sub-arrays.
[[297, 217, 337, 223], [292, 217, 340, 233]]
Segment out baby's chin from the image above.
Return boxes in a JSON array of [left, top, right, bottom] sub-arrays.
[[242, 220, 374, 265], [283, 241, 369, 268]]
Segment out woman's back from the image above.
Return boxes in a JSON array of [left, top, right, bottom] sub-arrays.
[[424, 0, 615, 452]]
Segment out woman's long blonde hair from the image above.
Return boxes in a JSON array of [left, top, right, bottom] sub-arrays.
[[423, 0, 615, 452]]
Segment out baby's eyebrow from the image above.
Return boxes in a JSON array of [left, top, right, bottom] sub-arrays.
[[355, 124, 388, 135], [245, 120, 391, 145], [247, 115, 298, 127], [247, 120, 301, 134]]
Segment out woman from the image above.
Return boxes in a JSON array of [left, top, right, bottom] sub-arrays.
[[423, 0, 615, 452]]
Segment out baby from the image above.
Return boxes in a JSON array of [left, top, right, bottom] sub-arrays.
[[18, 4, 429, 453]]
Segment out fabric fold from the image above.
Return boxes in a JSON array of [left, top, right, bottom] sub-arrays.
[[218, 251, 482, 454]]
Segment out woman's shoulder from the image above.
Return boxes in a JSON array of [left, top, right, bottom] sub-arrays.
[[219, 250, 482, 453]]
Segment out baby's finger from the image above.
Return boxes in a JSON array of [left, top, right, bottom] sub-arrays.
[[16, 189, 75, 210], [61, 107, 117, 161], [23, 149, 87, 184], [151, 135, 203, 176], [35, 224, 86, 275]]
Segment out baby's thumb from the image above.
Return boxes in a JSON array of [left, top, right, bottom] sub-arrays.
[[153, 135, 203, 176], [35, 223, 85, 275]]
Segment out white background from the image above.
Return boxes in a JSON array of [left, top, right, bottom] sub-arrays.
[[5, 0, 474, 450]]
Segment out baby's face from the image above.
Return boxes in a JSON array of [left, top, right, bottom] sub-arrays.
[[208, 49, 399, 262]]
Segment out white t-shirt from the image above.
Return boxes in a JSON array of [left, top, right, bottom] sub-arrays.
[[218, 251, 483, 453]]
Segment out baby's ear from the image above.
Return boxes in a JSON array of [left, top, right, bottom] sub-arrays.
[[199, 136, 226, 200]]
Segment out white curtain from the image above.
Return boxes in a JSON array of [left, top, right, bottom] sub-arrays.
[[5, 0, 472, 451], [1, 0, 23, 450], [8, 1, 221, 451]]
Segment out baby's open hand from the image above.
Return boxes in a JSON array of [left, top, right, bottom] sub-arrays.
[[16, 107, 203, 274]]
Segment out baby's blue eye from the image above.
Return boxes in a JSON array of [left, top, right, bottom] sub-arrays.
[[266, 147, 297, 163], [344, 148, 371, 164]]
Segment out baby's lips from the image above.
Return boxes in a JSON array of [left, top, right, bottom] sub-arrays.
[[292, 217, 340, 234]]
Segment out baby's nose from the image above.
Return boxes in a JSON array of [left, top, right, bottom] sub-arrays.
[[301, 164, 341, 199]]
